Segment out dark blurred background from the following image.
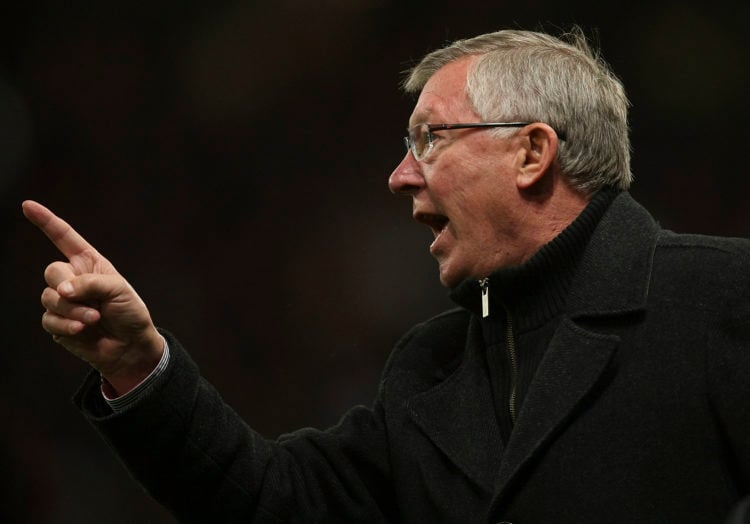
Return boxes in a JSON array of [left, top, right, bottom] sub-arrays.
[[2, 1, 749, 522]]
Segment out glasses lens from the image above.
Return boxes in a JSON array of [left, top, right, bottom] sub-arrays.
[[408, 125, 427, 160]]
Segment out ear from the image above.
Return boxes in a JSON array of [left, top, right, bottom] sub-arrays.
[[515, 123, 560, 190]]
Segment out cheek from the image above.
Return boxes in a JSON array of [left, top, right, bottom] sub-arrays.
[[430, 155, 487, 203], [458, 188, 516, 246]]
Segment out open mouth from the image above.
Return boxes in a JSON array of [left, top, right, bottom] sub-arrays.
[[415, 212, 450, 239]]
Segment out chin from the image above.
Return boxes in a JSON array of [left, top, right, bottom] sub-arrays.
[[437, 262, 467, 289]]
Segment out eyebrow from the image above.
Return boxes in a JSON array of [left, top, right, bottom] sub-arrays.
[[408, 108, 434, 128]]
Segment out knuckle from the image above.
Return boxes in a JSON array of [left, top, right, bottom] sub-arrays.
[[42, 310, 64, 334], [40, 287, 57, 307], [41, 311, 53, 333], [43, 263, 56, 283], [80, 248, 99, 265], [43, 261, 71, 286], [42, 311, 80, 337]]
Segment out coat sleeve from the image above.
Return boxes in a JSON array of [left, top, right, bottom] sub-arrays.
[[74, 330, 395, 523], [707, 271, 750, 494]]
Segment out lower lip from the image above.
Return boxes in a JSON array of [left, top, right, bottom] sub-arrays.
[[430, 226, 449, 255]]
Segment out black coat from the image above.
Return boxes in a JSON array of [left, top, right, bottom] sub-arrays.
[[76, 193, 750, 522]]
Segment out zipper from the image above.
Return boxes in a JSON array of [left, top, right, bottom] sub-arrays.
[[479, 278, 490, 318], [479, 277, 518, 423], [504, 305, 518, 424]]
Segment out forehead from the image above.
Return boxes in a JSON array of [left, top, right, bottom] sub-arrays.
[[409, 56, 480, 126]]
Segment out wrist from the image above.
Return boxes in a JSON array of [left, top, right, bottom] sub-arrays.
[[101, 331, 166, 397]]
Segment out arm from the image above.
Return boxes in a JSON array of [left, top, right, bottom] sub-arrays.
[[76, 331, 394, 522], [707, 268, 750, 492]]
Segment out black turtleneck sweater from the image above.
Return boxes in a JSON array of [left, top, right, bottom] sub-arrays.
[[449, 188, 618, 445]]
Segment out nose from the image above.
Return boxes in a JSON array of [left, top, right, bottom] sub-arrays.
[[388, 151, 425, 195]]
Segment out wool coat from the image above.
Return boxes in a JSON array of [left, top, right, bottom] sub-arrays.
[[76, 192, 750, 523]]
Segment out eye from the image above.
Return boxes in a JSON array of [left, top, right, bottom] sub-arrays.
[[429, 130, 445, 143]]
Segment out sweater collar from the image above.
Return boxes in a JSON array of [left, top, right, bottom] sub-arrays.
[[449, 187, 619, 331]]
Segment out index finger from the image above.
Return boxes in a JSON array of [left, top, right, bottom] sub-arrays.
[[22, 200, 97, 259]]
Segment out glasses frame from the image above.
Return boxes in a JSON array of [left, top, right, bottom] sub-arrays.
[[404, 122, 530, 161], [404, 121, 567, 161]]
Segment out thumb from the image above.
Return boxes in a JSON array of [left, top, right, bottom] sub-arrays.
[[58, 273, 129, 303]]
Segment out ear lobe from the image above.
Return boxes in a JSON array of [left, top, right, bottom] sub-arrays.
[[515, 124, 559, 190]]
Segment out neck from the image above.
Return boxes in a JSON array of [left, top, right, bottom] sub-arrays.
[[512, 181, 590, 266]]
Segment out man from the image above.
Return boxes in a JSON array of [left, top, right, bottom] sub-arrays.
[[24, 28, 750, 522]]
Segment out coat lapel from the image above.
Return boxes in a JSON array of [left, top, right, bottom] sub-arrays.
[[407, 319, 503, 493], [490, 319, 619, 505], [490, 193, 661, 511]]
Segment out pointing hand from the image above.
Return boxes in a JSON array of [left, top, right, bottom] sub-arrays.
[[23, 200, 164, 396]]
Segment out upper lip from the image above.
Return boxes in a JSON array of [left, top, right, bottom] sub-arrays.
[[414, 210, 449, 237]]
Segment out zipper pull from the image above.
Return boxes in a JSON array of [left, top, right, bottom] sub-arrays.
[[479, 278, 490, 318]]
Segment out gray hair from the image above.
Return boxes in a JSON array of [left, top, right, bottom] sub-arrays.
[[403, 28, 632, 193]]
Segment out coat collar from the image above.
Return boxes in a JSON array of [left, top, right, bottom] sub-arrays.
[[566, 191, 660, 318], [406, 192, 661, 505]]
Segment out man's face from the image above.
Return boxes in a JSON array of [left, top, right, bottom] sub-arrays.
[[389, 57, 529, 288]]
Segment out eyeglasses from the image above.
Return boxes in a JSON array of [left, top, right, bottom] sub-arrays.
[[404, 122, 531, 161]]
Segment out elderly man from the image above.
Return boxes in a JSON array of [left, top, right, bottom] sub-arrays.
[[25, 28, 750, 522]]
